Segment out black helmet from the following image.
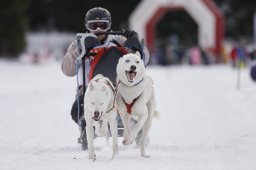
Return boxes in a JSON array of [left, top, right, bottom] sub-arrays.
[[85, 7, 111, 32]]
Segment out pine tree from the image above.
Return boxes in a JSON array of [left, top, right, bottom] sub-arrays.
[[0, 0, 27, 57]]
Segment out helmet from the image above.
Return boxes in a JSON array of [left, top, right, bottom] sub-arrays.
[[85, 7, 111, 32]]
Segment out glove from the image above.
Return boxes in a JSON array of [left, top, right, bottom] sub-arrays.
[[71, 34, 99, 59], [72, 35, 99, 58], [124, 37, 141, 52], [83, 35, 99, 49], [124, 37, 144, 60], [123, 30, 138, 38]]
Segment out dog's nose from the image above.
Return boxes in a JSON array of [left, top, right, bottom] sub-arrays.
[[130, 65, 136, 71], [94, 111, 100, 118]]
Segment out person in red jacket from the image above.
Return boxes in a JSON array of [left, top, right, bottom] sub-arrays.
[[230, 46, 237, 68]]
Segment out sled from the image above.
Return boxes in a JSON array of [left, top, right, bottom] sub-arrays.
[[76, 31, 146, 145], [88, 46, 127, 137], [86, 45, 146, 144], [76, 31, 129, 138]]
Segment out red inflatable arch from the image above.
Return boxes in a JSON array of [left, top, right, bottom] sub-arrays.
[[129, 0, 224, 60]]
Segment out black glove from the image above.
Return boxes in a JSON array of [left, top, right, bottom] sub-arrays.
[[123, 30, 138, 38], [83, 36, 99, 49], [124, 37, 143, 60], [124, 37, 141, 52]]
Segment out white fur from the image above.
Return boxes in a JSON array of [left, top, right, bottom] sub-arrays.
[[116, 51, 158, 157], [84, 74, 118, 161]]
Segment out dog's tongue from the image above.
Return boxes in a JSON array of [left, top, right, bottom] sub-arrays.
[[128, 72, 136, 80]]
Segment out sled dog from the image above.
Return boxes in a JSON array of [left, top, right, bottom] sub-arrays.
[[116, 51, 158, 157], [84, 74, 118, 161]]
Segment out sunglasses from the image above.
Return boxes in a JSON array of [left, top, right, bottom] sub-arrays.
[[86, 20, 110, 32]]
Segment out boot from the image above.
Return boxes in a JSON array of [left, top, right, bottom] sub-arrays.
[[71, 95, 84, 124], [78, 119, 88, 150], [81, 129, 88, 150]]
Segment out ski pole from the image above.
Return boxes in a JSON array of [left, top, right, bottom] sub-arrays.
[[236, 59, 243, 90]]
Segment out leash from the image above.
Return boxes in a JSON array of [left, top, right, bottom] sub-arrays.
[[106, 81, 116, 114]]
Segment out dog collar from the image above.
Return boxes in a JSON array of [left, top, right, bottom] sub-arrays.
[[133, 78, 144, 86], [118, 78, 144, 87]]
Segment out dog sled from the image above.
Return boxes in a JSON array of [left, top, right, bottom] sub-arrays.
[[88, 45, 127, 137], [75, 31, 146, 150], [75, 31, 128, 138]]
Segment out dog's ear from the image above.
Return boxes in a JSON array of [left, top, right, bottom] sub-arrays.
[[135, 51, 141, 58], [118, 57, 122, 63]]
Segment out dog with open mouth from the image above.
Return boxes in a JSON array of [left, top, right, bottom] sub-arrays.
[[116, 51, 159, 157], [83, 74, 118, 161]]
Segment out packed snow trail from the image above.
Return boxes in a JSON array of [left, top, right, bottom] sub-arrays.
[[0, 60, 256, 170]]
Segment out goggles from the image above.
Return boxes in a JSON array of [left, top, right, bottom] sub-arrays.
[[86, 20, 110, 32]]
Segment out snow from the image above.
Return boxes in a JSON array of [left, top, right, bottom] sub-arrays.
[[0, 60, 256, 170]]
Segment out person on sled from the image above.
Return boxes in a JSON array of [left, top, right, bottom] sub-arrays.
[[61, 7, 150, 150]]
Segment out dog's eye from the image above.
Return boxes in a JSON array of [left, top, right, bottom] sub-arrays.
[[136, 61, 140, 64], [125, 59, 130, 63]]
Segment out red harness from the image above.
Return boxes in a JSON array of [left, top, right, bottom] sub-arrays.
[[116, 80, 143, 115], [122, 94, 142, 114]]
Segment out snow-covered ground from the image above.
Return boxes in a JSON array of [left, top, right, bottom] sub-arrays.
[[0, 60, 256, 170]]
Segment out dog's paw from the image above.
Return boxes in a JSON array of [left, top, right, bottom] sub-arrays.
[[142, 155, 150, 158], [122, 138, 133, 145], [141, 154, 150, 158], [123, 133, 137, 145], [88, 153, 96, 161]]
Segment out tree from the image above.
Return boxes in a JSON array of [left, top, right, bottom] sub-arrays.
[[27, 0, 141, 32], [215, 0, 256, 39], [0, 0, 27, 58]]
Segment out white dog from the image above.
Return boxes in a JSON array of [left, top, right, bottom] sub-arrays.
[[84, 74, 118, 161], [116, 51, 158, 157]]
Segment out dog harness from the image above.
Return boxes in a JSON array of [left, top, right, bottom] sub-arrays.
[[116, 78, 144, 115], [122, 94, 142, 114], [106, 81, 116, 114]]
